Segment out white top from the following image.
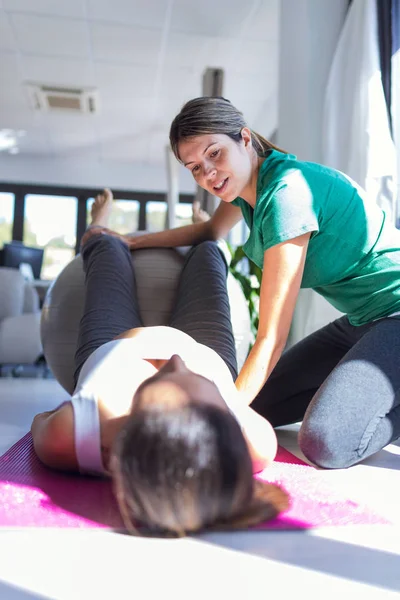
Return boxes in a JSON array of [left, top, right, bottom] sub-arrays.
[[70, 334, 245, 476]]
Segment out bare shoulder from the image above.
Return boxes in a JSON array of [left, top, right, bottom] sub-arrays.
[[31, 402, 78, 472], [194, 344, 278, 472]]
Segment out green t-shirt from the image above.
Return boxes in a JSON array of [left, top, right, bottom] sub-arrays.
[[232, 150, 400, 325]]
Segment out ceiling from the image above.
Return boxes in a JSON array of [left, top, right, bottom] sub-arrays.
[[0, 0, 279, 177]]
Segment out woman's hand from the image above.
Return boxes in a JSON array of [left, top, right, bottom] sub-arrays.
[[122, 233, 146, 250], [80, 226, 132, 248]]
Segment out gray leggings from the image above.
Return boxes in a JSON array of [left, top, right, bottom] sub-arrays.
[[251, 314, 400, 468], [75, 233, 400, 469], [74, 234, 238, 387]]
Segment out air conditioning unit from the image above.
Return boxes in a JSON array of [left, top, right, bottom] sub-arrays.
[[25, 83, 99, 114]]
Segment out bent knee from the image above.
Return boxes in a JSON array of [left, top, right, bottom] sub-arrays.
[[83, 231, 124, 251], [299, 424, 359, 470], [191, 240, 227, 267], [194, 240, 219, 254]]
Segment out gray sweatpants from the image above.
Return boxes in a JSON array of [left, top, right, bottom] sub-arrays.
[[74, 233, 238, 387], [251, 314, 400, 468]]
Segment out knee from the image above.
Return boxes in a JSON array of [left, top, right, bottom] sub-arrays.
[[194, 240, 219, 254], [97, 233, 124, 249], [192, 240, 228, 268], [82, 231, 125, 252], [298, 421, 357, 470]]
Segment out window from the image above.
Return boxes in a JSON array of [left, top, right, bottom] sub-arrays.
[[0, 192, 14, 246], [145, 201, 193, 231], [229, 219, 249, 247], [175, 202, 193, 228], [146, 201, 167, 232], [86, 198, 139, 233], [23, 194, 78, 280]]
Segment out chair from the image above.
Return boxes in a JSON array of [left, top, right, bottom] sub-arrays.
[[0, 267, 43, 371]]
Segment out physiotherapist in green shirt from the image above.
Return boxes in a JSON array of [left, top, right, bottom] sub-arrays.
[[117, 96, 400, 470]]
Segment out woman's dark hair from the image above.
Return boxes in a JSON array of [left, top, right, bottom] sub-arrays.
[[169, 96, 287, 162], [111, 400, 289, 537]]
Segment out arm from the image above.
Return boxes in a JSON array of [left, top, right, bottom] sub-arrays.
[[31, 402, 78, 471], [203, 346, 278, 472], [127, 200, 243, 249], [239, 407, 278, 473], [235, 232, 311, 405]]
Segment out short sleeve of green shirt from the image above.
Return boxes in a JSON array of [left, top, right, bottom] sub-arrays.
[[257, 171, 320, 252], [233, 150, 400, 324]]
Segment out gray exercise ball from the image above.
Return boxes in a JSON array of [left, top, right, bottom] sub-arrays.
[[41, 246, 252, 394]]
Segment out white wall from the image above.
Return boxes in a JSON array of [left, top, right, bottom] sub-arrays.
[[277, 0, 348, 343], [278, 0, 348, 161], [0, 154, 196, 195], [393, 46, 400, 226]]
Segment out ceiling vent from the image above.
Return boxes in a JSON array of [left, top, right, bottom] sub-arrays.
[[26, 83, 99, 114]]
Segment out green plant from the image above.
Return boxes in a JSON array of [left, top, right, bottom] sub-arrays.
[[228, 244, 262, 340]]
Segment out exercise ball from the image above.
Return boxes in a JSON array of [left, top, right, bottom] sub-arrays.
[[41, 246, 251, 394]]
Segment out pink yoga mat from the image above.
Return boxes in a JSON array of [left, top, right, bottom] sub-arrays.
[[0, 433, 388, 529]]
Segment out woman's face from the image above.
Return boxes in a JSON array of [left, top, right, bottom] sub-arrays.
[[131, 354, 228, 412], [178, 131, 253, 203]]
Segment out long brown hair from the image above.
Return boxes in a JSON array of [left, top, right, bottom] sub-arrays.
[[169, 96, 287, 162], [111, 400, 289, 537]]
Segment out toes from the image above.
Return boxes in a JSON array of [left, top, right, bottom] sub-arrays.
[[103, 188, 113, 201]]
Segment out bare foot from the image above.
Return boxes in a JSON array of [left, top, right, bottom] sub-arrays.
[[192, 200, 211, 223], [90, 188, 113, 227]]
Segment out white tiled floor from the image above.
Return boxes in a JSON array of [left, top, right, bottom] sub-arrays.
[[0, 378, 399, 600]]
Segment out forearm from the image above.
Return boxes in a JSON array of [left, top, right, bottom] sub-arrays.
[[236, 234, 309, 406], [129, 221, 215, 249], [235, 337, 285, 406]]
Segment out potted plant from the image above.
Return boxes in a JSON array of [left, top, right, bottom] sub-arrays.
[[228, 244, 262, 341]]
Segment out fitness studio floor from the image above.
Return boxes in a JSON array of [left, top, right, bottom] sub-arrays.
[[0, 378, 399, 600]]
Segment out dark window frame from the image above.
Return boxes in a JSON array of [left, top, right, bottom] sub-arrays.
[[0, 183, 194, 254]]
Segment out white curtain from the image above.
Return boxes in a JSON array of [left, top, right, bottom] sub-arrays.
[[393, 8, 400, 226], [322, 0, 397, 220]]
